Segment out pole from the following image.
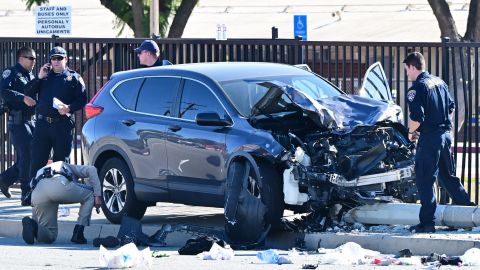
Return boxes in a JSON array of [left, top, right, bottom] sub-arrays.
[[150, 0, 160, 36]]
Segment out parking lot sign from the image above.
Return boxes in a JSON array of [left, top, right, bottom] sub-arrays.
[[36, 6, 71, 36], [293, 15, 307, 41]]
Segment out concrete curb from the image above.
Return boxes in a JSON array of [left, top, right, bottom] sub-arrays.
[[303, 232, 480, 256], [0, 218, 194, 247]]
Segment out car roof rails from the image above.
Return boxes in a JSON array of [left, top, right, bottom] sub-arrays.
[[162, 60, 173, 66], [294, 64, 311, 72]]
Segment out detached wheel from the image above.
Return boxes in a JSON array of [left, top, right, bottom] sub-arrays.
[[99, 157, 147, 224], [224, 159, 284, 244]]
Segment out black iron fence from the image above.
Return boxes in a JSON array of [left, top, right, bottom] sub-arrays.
[[0, 37, 478, 203]]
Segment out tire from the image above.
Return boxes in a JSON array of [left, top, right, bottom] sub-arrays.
[[99, 157, 147, 224], [225, 159, 284, 244]]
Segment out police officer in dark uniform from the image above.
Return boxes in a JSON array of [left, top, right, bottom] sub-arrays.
[[404, 52, 474, 233], [26, 46, 87, 205], [0, 46, 37, 199], [134, 40, 164, 68]]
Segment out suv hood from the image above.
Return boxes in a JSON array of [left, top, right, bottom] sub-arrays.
[[251, 81, 401, 131]]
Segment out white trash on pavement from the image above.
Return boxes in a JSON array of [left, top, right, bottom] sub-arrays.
[[460, 248, 480, 266], [197, 242, 235, 260], [317, 242, 380, 265], [99, 243, 153, 269]]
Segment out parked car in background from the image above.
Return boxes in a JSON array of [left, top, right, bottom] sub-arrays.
[[81, 62, 417, 244]]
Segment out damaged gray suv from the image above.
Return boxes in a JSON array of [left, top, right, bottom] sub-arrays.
[[81, 62, 417, 244]]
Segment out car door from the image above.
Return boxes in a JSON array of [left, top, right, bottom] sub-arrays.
[[115, 76, 181, 193], [358, 62, 393, 103], [165, 78, 229, 206]]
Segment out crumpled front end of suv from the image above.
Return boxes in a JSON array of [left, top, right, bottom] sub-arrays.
[[248, 81, 417, 215]]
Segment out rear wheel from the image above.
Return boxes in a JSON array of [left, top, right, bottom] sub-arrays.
[[99, 157, 147, 224], [224, 159, 284, 244]]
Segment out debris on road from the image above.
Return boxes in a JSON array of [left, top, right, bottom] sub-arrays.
[[197, 242, 235, 260], [99, 243, 152, 269]]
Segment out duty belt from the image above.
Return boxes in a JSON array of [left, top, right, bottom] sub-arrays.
[[37, 114, 70, 123], [8, 115, 32, 122]]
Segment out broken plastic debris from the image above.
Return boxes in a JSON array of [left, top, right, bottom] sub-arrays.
[[471, 226, 480, 232], [99, 243, 152, 269], [352, 222, 365, 231], [197, 242, 234, 260]]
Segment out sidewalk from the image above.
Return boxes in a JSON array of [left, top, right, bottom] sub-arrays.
[[1, 188, 480, 256]]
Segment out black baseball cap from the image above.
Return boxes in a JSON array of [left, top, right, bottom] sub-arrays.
[[49, 46, 67, 58], [134, 40, 159, 54]]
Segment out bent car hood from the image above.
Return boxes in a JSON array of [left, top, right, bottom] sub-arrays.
[[252, 81, 401, 131]]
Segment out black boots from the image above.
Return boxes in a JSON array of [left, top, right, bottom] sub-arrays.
[[0, 179, 10, 198], [409, 223, 436, 233], [71, 224, 87, 244], [22, 216, 38, 245]]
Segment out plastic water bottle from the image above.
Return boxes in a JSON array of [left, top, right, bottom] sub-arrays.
[[256, 249, 279, 263], [58, 206, 70, 217]]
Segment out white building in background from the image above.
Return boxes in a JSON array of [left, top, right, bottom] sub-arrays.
[[0, 0, 133, 37]]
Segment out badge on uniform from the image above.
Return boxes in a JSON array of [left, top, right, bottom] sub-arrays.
[[407, 90, 416, 102], [2, 69, 11, 79], [66, 75, 73, 81]]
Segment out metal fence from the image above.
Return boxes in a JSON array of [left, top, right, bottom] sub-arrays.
[[0, 37, 478, 204]]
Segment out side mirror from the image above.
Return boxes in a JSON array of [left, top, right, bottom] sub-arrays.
[[196, 112, 232, 127]]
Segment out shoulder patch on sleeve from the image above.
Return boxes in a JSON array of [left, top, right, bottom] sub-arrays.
[[2, 69, 11, 79], [407, 89, 416, 102]]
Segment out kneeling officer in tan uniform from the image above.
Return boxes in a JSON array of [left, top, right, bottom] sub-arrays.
[[22, 161, 102, 245]]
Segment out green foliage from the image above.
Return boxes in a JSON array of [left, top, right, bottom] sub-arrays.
[[23, 0, 183, 37]]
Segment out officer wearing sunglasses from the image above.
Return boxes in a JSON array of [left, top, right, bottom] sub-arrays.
[[0, 46, 37, 201], [25, 46, 87, 206]]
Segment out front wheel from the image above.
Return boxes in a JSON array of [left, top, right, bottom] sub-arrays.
[[224, 159, 284, 244], [99, 157, 147, 224]]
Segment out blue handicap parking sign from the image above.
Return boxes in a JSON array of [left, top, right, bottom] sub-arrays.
[[294, 15, 307, 41]]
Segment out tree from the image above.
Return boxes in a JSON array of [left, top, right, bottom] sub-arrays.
[[23, 0, 198, 37], [427, 1, 480, 135], [428, 0, 480, 41]]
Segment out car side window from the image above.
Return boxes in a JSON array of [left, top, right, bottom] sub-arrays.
[[135, 77, 180, 116], [112, 78, 144, 110], [179, 79, 226, 120]]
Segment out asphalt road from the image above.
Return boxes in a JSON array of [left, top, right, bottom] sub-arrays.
[[3, 236, 477, 270]]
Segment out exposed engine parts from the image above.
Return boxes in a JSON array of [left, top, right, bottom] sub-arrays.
[[270, 122, 417, 213]]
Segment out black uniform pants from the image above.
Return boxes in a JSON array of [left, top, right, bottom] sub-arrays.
[[415, 130, 472, 226], [29, 118, 74, 180], [0, 121, 35, 195]]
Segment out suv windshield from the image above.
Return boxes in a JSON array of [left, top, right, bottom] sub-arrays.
[[220, 74, 342, 117]]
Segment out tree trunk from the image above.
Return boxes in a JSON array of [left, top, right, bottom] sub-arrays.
[[131, 0, 145, 37], [427, 0, 461, 41], [167, 0, 198, 38], [464, 1, 480, 41]]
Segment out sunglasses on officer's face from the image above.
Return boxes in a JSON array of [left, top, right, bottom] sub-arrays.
[[50, 56, 65, 61], [22, 56, 36, 61]]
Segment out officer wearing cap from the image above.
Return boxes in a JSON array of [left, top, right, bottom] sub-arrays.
[[25, 46, 87, 206], [134, 40, 163, 68], [404, 52, 474, 233], [21, 161, 102, 245], [0, 46, 37, 200]]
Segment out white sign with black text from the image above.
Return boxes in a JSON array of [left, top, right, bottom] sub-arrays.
[[36, 6, 72, 36]]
